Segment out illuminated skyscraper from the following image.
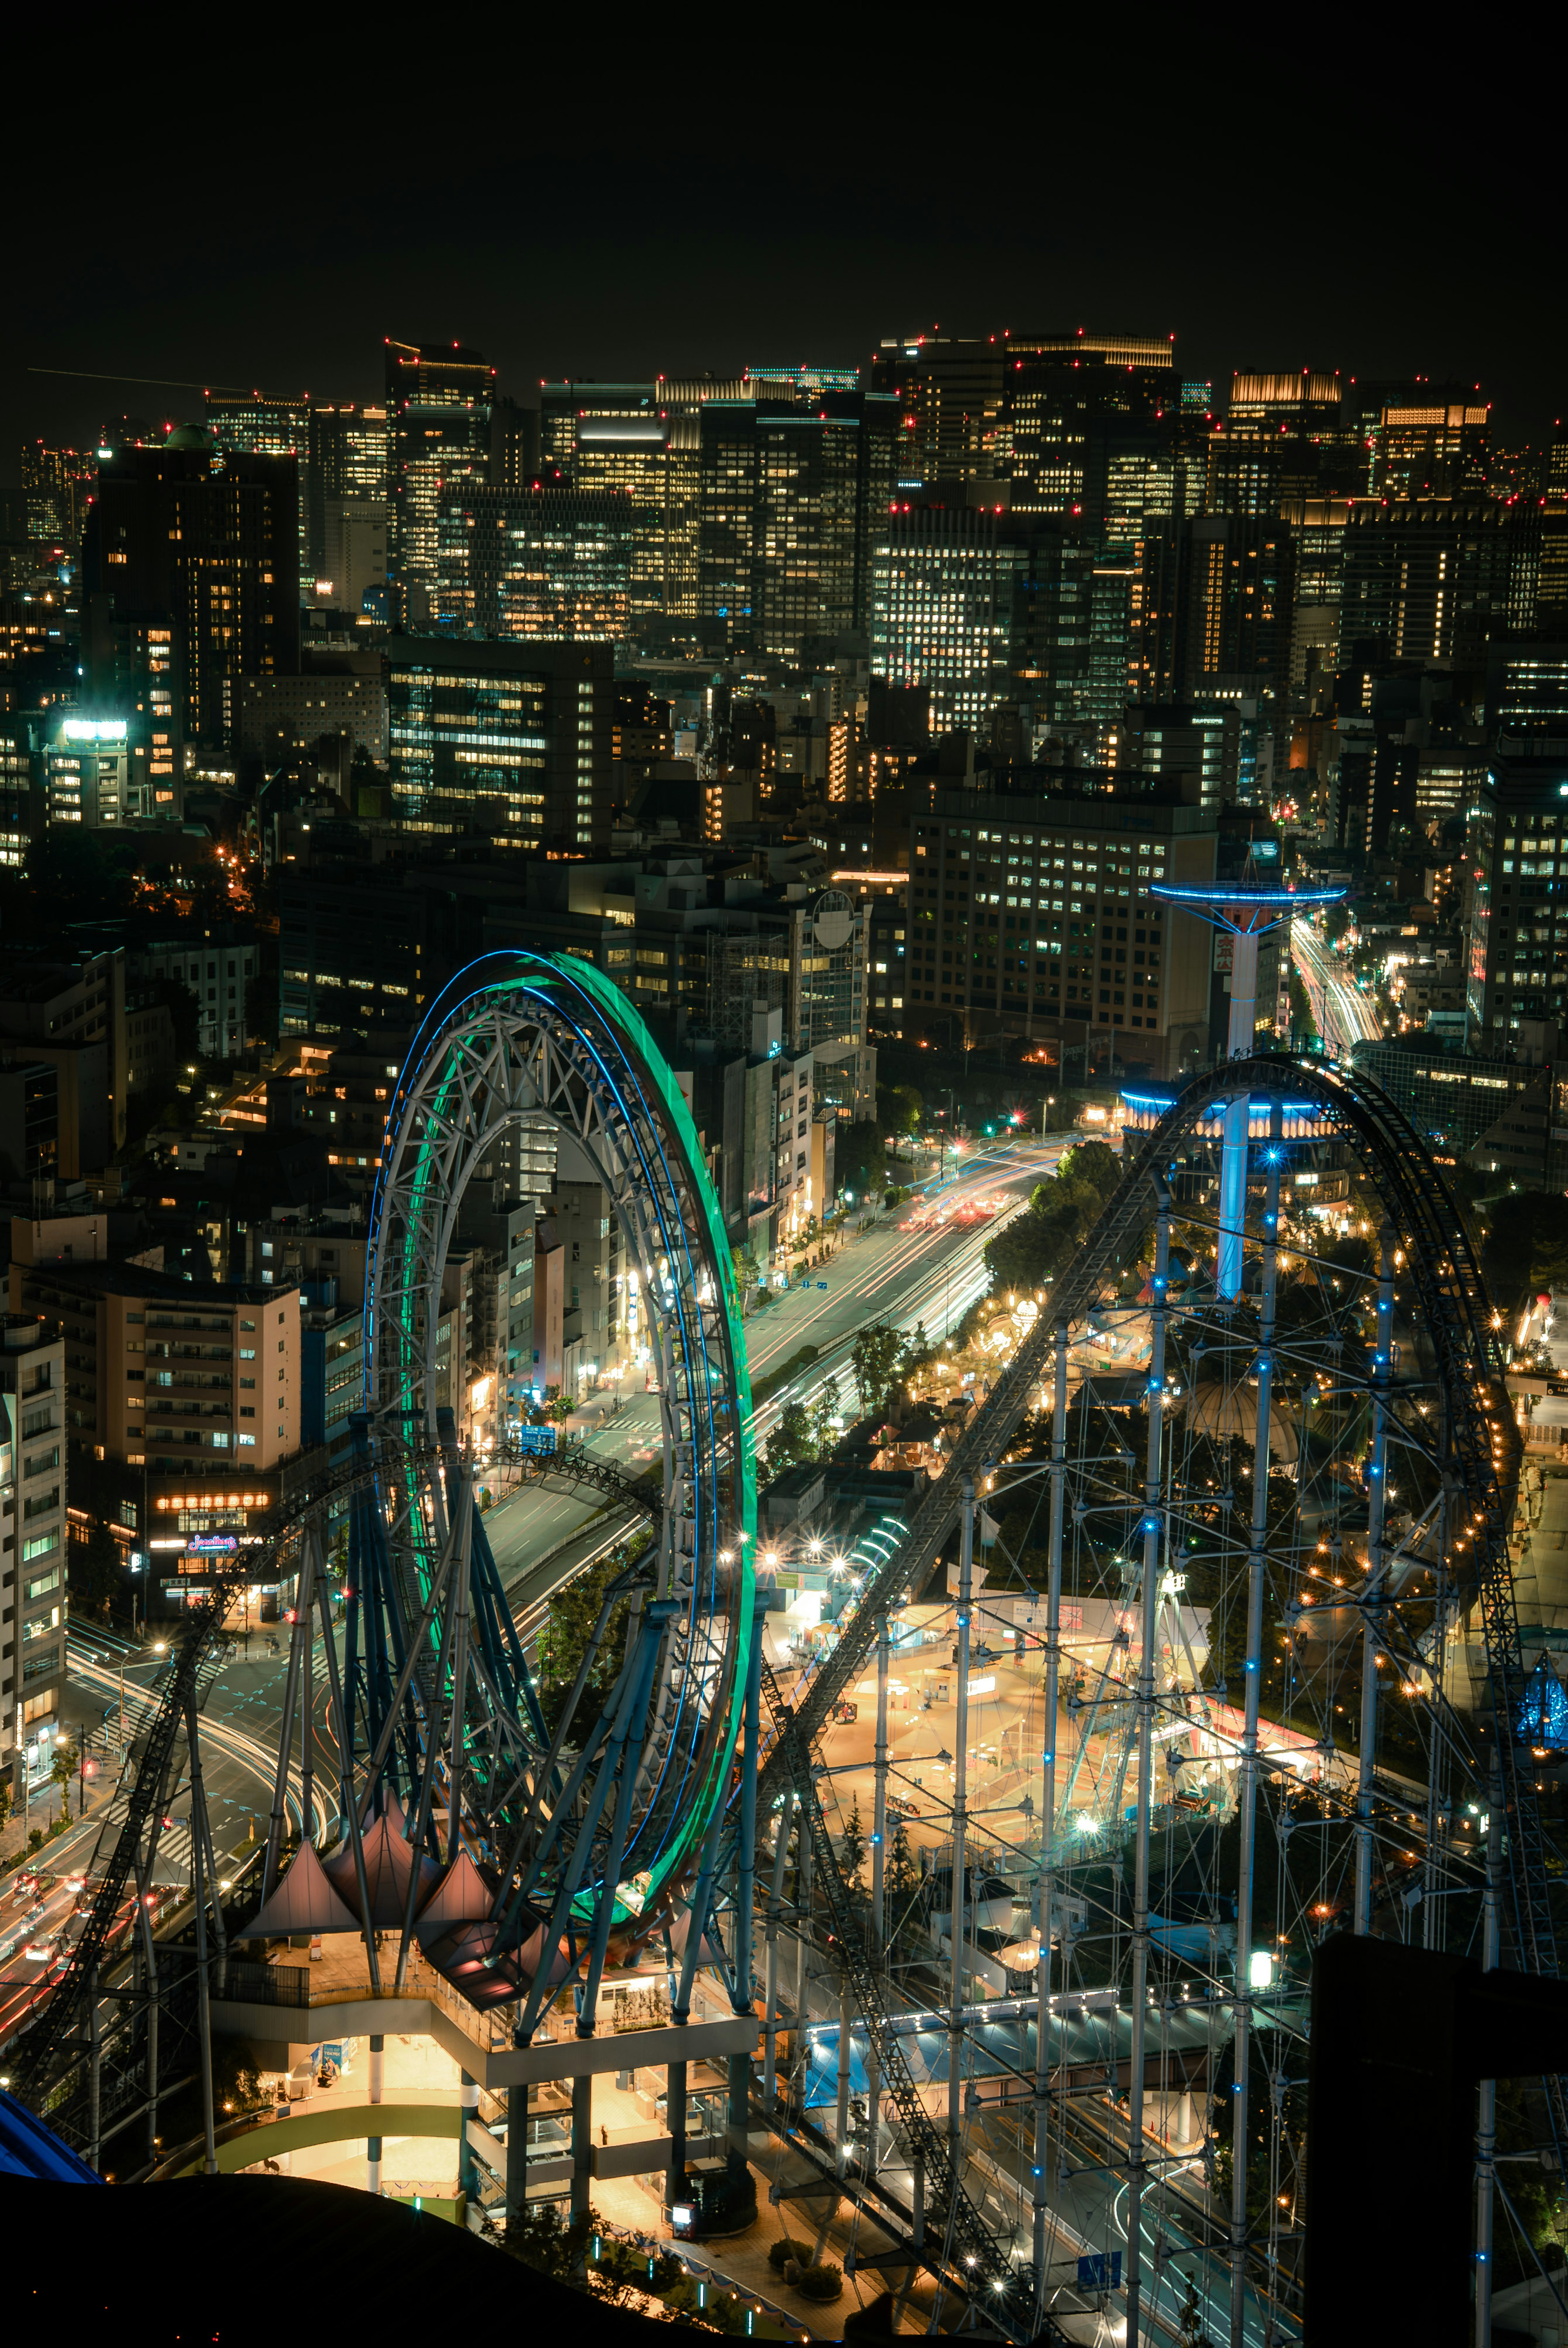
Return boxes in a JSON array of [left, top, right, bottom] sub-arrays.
[[384, 339, 495, 625], [540, 377, 760, 624], [20, 442, 96, 552], [869, 489, 1092, 738], [385, 633, 612, 848], [998, 334, 1175, 524], [307, 403, 390, 609], [205, 390, 310, 459], [871, 334, 1007, 482], [205, 391, 311, 593], [1373, 400, 1492, 498], [82, 426, 299, 747], [697, 394, 904, 662], [436, 484, 634, 644]]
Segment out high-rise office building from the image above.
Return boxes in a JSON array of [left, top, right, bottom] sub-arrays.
[[1340, 379, 1485, 495], [205, 390, 310, 458], [1374, 401, 1491, 499], [867, 495, 1095, 738], [435, 484, 635, 643], [1463, 755, 1568, 1048], [697, 394, 904, 662], [1281, 497, 1352, 687], [306, 403, 389, 609], [1212, 373, 1364, 510], [20, 442, 96, 552], [870, 491, 1033, 735], [904, 785, 1216, 1068], [539, 385, 677, 623], [997, 335, 1176, 525], [82, 428, 300, 747], [1136, 515, 1296, 707], [385, 632, 612, 847], [384, 340, 495, 627], [871, 335, 1008, 484], [205, 392, 310, 590], [1341, 500, 1526, 669], [541, 377, 767, 624]]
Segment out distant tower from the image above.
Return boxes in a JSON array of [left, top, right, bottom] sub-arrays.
[[1148, 877, 1344, 1297]]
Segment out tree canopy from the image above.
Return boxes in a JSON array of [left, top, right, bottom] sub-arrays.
[[982, 1139, 1123, 1296]]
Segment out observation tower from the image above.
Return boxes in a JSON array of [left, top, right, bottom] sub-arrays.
[[1149, 875, 1345, 1297]]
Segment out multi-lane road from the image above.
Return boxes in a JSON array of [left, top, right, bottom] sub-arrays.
[[31, 1132, 1062, 1887], [1291, 916, 1383, 1055]]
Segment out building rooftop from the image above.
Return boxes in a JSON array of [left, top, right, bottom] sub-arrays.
[[16, 1259, 292, 1307]]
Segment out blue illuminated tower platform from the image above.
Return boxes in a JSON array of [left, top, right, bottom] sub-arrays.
[[1148, 879, 1345, 1299]]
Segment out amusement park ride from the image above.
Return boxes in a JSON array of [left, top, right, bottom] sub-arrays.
[[8, 939, 1566, 2346]]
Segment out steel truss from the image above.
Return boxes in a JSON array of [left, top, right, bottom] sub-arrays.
[[756, 1052, 1563, 2345], [354, 953, 756, 1974], [11, 952, 757, 2148]]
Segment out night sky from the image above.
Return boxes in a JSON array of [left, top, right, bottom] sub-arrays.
[[8, 38, 1561, 492]]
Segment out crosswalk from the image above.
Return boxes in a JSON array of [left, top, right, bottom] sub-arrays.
[[90, 1784, 195, 1888]]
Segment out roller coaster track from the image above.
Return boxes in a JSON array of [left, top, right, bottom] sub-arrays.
[[7, 1451, 392, 2098], [761, 1659, 1065, 2340], [757, 1053, 1562, 2128]]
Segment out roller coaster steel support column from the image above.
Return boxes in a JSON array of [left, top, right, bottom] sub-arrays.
[[872, 1610, 890, 1955], [762, 1792, 795, 2112], [867, 1608, 890, 2159], [949, 1475, 976, 2151], [1229, 1108, 1283, 2348], [1126, 1185, 1171, 2348], [728, 1619, 762, 2175], [1031, 1317, 1070, 2326], [1355, 1226, 1396, 1937]]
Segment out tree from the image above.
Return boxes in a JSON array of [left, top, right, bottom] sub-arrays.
[[841, 1794, 866, 1883], [70, 1520, 120, 1621], [851, 1322, 906, 1421], [0, 1779, 11, 1837], [810, 1374, 842, 1454], [983, 1139, 1123, 1296], [888, 1813, 915, 1900], [761, 1399, 819, 1483], [51, 1737, 78, 1820], [833, 1120, 886, 1201], [1176, 2278, 1214, 2346], [536, 1530, 652, 1730], [880, 1082, 923, 1136], [731, 1246, 760, 1311], [501, 2198, 590, 2282]]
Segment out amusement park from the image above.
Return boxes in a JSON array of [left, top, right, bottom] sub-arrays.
[[2, 925, 1565, 2348]]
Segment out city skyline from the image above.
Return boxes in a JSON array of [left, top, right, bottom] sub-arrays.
[[7, 32, 1564, 488]]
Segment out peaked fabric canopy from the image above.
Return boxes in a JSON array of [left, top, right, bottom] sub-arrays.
[[412, 1850, 495, 1933], [323, 1810, 442, 1929], [420, 1917, 529, 2009], [247, 1839, 363, 1939]]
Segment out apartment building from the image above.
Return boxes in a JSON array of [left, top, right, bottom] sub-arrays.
[[1, 1314, 68, 1786], [6, 1262, 301, 1608]]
